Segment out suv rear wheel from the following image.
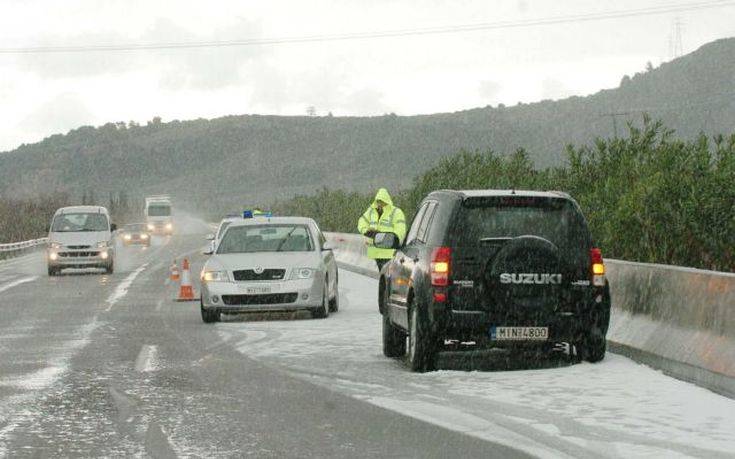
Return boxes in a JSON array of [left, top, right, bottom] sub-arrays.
[[578, 335, 606, 363], [407, 305, 437, 372]]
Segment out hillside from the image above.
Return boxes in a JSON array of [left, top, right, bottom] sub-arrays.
[[1, 37, 734, 214]]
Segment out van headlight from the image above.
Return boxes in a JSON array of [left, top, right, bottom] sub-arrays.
[[165, 223, 173, 230], [49, 242, 63, 249], [97, 241, 110, 248], [290, 268, 316, 280], [201, 270, 229, 282], [147, 224, 155, 231]]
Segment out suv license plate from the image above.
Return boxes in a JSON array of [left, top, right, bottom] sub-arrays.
[[490, 326, 548, 341]]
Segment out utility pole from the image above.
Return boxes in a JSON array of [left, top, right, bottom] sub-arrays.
[[601, 111, 635, 138], [670, 18, 684, 58]]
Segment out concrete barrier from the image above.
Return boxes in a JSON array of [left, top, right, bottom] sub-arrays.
[[606, 260, 735, 398], [327, 232, 735, 398]]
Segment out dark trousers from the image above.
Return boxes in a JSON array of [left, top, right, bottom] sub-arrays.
[[375, 259, 389, 272]]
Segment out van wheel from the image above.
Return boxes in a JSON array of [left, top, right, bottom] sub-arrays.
[[105, 260, 114, 274], [383, 314, 406, 357], [48, 266, 58, 276], [407, 305, 437, 372]]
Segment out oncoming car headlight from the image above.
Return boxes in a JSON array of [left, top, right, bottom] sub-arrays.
[[147, 224, 155, 231], [290, 268, 317, 280], [140, 233, 149, 239], [201, 270, 229, 282], [123, 234, 132, 240]]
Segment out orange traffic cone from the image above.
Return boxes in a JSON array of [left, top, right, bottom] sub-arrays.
[[170, 260, 180, 282], [175, 258, 197, 301]]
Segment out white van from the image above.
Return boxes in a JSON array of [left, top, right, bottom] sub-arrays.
[[46, 206, 116, 276]]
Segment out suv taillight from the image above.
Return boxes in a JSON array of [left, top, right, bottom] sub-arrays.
[[431, 247, 451, 302], [590, 247, 605, 287]]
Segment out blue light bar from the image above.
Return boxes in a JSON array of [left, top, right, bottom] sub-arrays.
[[243, 210, 254, 218]]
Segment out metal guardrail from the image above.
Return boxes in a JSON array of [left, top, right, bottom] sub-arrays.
[[0, 237, 48, 253]]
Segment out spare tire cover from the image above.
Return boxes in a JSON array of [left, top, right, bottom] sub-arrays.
[[485, 235, 562, 313]]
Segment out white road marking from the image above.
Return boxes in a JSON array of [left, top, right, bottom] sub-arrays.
[[155, 299, 164, 311], [0, 276, 37, 294], [105, 263, 149, 311], [134, 345, 159, 373]]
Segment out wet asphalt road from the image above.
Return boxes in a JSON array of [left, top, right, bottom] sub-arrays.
[[0, 230, 529, 458]]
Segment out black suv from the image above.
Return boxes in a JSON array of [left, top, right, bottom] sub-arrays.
[[375, 190, 611, 372]]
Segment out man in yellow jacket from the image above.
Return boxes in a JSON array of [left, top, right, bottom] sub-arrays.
[[357, 188, 407, 270]]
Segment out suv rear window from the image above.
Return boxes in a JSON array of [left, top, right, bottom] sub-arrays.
[[452, 196, 590, 256]]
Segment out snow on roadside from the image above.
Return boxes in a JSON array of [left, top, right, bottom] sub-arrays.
[[220, 269, 735, 458]]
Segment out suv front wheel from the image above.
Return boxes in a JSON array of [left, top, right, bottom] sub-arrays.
[[382, 314, 406, 357], [407, 305, 437, 372]]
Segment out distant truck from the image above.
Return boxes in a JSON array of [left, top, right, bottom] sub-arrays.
[[144, 195, 173, 235]]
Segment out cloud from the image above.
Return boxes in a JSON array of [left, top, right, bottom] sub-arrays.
[[478, 80, 502, 103], [17, 93, 93, 137], [16, 16, 265, 90], [541, 78, 571, 100]]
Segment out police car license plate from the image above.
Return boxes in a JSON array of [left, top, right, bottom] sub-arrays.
[[242, 284, 279, 294], [490, 326, 548, 341]]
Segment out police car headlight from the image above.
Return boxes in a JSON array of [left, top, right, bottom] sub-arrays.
[[290, 268, 316, 280], [201, 270, 229, 283]]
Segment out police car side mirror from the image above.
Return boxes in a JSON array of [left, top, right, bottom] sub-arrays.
[[374, 232, 399, 249], [202, 246, 214, 255], [205, 233, 215, 241], [110, 223, 117, 232]]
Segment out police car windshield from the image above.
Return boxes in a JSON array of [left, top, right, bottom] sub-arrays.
[[51, 213, 109, 232], [217, 225, 313, 254]]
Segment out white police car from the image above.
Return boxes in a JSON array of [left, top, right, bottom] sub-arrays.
[[199, 215, 339, 323]]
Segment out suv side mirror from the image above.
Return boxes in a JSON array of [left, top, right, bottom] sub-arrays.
[[202, 246, 214, 255], [110, 223, 117, 232], [322, 242, 333, 251], [205, 233, 215, 241], [374, 232, 400, 249]]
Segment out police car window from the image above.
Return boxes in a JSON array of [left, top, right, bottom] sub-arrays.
[[405, 202, 429, 245], [416, 202, 437, 243], [217, 221, 232, 240]]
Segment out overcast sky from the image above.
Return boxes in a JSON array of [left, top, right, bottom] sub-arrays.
[[1, 0, 734, 151]]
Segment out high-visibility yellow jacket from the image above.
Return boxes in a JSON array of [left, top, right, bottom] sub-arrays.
[[357, 188, 407, 259]]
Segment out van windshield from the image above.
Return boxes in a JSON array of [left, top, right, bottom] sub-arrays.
[[147, 205, 171, 216], [51, 213, 109, 232]]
